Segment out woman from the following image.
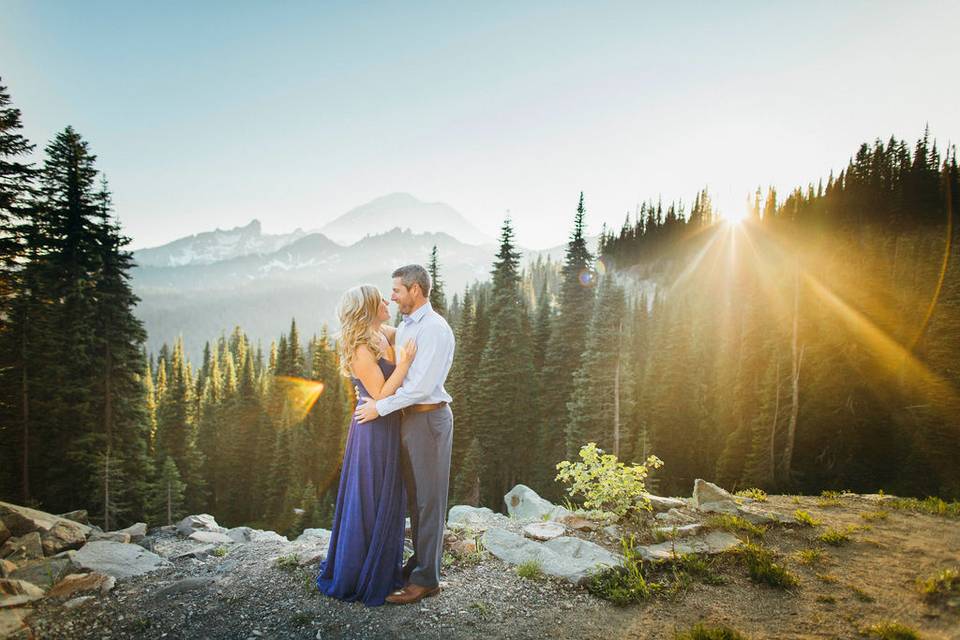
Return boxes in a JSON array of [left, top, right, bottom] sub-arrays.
[[316, 284, 417, 606]]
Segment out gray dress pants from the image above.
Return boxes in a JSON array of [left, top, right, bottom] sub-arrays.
[[399, 404, 453, 588]]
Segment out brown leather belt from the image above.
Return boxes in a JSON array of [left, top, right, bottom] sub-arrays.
[[401, 401, 447, 417]]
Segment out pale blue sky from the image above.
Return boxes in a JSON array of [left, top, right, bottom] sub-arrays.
[[2, 1, 958, 250]]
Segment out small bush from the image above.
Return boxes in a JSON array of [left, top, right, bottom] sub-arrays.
[[515, 560, 544, 580], [861, 621, 921, 639], [212, 545, 229, 557], [587, 535, 652, 605], [793, 510, 822, 527], [738, 542, 799, 589], [555, 443, 663, 516], [707, 514, 767, 539], [817, 525, 857, 546], [674, 622, 750, 640], [887, 496, 960, 519], [735, 488, 767, 503], [917, 567, 960, 603], [816, 497, 843, 508], [794, 548, 825, 566], [861, 510, 889, 522], [274, 554, 299, 570], [669, 553, 726, 586]]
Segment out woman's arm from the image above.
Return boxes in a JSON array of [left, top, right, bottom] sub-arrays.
[[351, 341, 416, 400], [381, 325, 397, 345]]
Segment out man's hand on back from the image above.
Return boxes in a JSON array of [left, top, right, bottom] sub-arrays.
[[355, 397, 380, 424]]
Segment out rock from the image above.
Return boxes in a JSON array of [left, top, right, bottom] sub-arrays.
[[481, 528, 621, 585], [697, 501, 740, 516], [175, 514, 226, 537], [692, 479, 737, 508], [294, 529, 331, 544], [448, 505, 494, 526], [603, 525, 622, 540], [0, 501, 91, 556], [89, 531, 131, 543], [47, 572, 115, 598], [9, 556, 76, 589], [226, 527, 254, 543], [188, 531, 234, 545], [643, 495, 689, 513], [0, 560, 16, 578], [0, 521, 8, 546], [154, 576, 216, 598], [63, 595, 95, 609], [503, 485, 571, 521], [522, 522, 566, 541], [168, 544, 215, 560], [113, 522, 147, 542], [74, 541, 171, 578], [57, 510, 90, 525], [637, 531, 742, 561], [655, 508, 699, 525], [449, 539, 477, 556], [0, 578, 45, 607], [0, 607, 32, 639], [653, 523, 704, 538], [736, 505, 793, 525], [0, 533, 43, 563], [556, 514, 596, 531], [250, 530, 288, 544]]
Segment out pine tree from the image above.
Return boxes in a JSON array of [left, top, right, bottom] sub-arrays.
[[428, 245, 447, 316]]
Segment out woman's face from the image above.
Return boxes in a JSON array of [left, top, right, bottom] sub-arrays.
[[376, 294, 390, 323]]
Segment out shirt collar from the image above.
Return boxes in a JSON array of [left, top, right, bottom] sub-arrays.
[[403, 301, 433, 325]]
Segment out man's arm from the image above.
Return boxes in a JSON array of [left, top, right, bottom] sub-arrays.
[[356, 321, 452, 421]]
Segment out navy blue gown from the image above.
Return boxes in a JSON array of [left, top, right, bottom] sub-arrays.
[[316, 357, 406, 606]]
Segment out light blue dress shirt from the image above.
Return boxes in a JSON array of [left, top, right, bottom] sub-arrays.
[[375, 301, 455, 416]]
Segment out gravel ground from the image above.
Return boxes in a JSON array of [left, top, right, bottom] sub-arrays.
[[26, 529, 615, 640]]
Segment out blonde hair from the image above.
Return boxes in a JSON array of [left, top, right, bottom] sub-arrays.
[[336, 284, 385, 377]]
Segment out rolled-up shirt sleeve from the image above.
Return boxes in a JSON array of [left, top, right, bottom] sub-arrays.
[[375, 321, 453, 416]]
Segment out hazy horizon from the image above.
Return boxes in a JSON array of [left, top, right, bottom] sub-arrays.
[[3, 1, 958, 251]]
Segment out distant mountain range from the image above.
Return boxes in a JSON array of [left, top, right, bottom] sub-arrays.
[[131, 193, 592, 360]]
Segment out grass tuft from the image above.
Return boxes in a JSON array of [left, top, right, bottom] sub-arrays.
[[674, 623, 750, 640], [587, 535, 652, 605], [886, 496, 960, 519], [706, 514, 767, 539], [738, 542, 799, 589], [274, 553, 299, 570], [515, 559, 544, 580], [860, 621, 921, 639], [817, 525, 860, 546], [860, 510, 889, 522], [794, 548, 826, 566], [916, 567, 960, 603], [735, 488, 768, 503], [793, 509, 822, 527]]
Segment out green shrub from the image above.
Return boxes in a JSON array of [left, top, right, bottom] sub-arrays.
[[706, 514, 767, 539], [794, 548, 825, 565], [793, 510, 822, 526], [515, 560, 544, 580], [587, 535, 652, 605], [861, 621, 921, 639], [817, 525, 857, 546], [860, 510, 889, 522], [735, 488, 767, 503], [555, 443, 663, 516], [917, 567, 960, 603], [887, 496, 960, 519], [738, 542, 799, 589], [274, 554, 299, 570], [671, 553, 726, 585], [674, 622, 750, 640]]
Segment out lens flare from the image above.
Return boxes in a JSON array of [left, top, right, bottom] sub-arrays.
[[578, 269, 596, 287], [275, 376, 326, 424], [595, 257, 608, 276]]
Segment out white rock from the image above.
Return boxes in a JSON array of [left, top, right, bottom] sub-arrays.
[[503, 485, 571, 521], [481, 528, 621, 585], [188, 531, 234, 545], [655, 508, 699, 525], [446, 505, 511, 531], [697, 501, 740, 516], [736, 505, 793, 525], [522, 522, 566, 541], [642, 494, 688, 513], [113, 522, 147, 542], [175, 514, 226, 537], [653, 523, 704, 538], [295, 529, 331, 544], [74, 541, 171, 578], [692, 479, 737, 507], [637, 531, 742, 561]]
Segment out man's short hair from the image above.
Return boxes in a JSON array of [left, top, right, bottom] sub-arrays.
[[392, 264, 431, 297]]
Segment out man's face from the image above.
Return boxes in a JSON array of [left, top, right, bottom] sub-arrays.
[[391, 277, 416, 315]]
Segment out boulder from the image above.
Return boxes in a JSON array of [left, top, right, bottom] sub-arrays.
[[74, 541, 171, 578], [113, 522, 147, 542], [653, 523, 704, 538], [188, 531, 233, 545], [224, 526, 288, 544], [47, 572, 115, 598], [0, 501, 91, 555], [655, 508, 699, 525], [89, 532, 131, 544], [0, 578, 45, 608], [168, 544, 215, 560], [0, 607, 32, 639], [736, 505, 793, 525], [503, 485, 571, 521], [481, 528, 621, 585], [447, 505, 511, 531], [294, 529, 331, 544], [637, 531, 742, 562], [692, 479, 737, 508], [643, 495, 689, 513], [449, 539, 478, 556], [175, 514, 226, 537], [57, 510, 90, 525], [0, 533, 43, 563], [522, 522, 566, 541], [9, 556, 76, 589], [697, 501, 740, 516]]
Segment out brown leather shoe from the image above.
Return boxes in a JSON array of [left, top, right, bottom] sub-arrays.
[[385, 583, 441, 605]]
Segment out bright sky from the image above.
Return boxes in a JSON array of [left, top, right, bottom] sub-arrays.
[[2, 1, 958, 250]]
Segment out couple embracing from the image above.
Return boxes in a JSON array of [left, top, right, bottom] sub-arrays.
[[316, 264, 456, 606]]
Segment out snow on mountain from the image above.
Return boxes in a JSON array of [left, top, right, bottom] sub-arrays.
[[320, 193, 494, 246]]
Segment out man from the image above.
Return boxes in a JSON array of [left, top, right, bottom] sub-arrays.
[[355, 264, 455, 605]]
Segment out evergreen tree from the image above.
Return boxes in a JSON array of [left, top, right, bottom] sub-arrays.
[[428, 245, 447, 316]]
